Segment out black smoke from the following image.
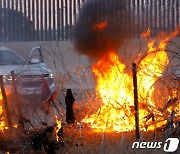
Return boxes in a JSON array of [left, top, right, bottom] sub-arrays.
[[74, 0, 136, 59]]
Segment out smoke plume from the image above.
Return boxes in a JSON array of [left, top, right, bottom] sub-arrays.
[[74, 0, 136, 59]]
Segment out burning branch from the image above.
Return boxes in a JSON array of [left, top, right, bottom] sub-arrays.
[[82, 28, 180, 133]]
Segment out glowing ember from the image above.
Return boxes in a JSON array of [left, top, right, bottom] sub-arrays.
[[141, 28, 151, 38], [0, 89, 11, 132], [13, 124, 18, 128], [0, 117, 6, 132], [83, 29, 179, 132], [54, 116, 62, 142], [93, 21, 108, 31], [0, 93, 6, 132]]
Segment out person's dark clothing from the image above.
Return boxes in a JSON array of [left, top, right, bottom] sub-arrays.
[[65, 89, 75, 124]]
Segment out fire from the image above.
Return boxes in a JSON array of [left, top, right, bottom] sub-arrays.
[[141, 28, 151, 38], [83, 29, 179, 132], [0, 89, 11, 132], [13, 124, 18, 128], [0, 93, 6, 132], [54, 116, 62, 142], [93, 21, 108, 31]]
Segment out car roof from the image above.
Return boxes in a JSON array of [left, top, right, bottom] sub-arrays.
[[0, 46, 25, 61], [0, 46, 14, 51]]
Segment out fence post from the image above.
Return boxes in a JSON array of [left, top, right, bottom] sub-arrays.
[[177, 0, 179, 27], [19, 0, 23, 41], [0, 0, 180, 41], [0, 1, 2, 42], [40, 0, 43, 41], [44, 0, 48, 40], [11, 71, 23, 127], [24, 0, 27, 41], [57, 0, 60, 40], [61, 0, 64, 40], [65, 0, 68, 40], [32, 0, 35, 41], [48, 0, 52, 40], [0, 75, 13, 130], [11, 0, 15, 41], [132, 63, 140, 140], [36, 0, 39, 41], [27, 0, 31, 41], [53, 0, 56, 40], [69, 0, 73, 40], [171, 0, 175, 31]]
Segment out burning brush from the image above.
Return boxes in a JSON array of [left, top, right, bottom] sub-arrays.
[[32, 116, 64, 153], [81, 28, 180, 133], [0, 88, 12, 133], [74, 0, 180, 134]]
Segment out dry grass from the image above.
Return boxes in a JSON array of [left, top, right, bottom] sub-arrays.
[[57, 125, 177, 154]]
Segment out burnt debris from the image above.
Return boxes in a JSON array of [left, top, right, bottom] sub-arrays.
[[32, 125, 64, 154]]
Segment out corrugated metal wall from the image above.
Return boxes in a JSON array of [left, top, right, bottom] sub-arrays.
[[0, 0, 179, 42]]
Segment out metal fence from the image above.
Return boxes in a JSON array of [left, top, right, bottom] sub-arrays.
[[0, 0, 179, 42]]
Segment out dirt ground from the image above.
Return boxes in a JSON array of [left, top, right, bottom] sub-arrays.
[[55, 124, 180, 154], [1, 101, 179, 154]]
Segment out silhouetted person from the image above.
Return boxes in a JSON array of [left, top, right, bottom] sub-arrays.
[[65, 89, 75, 124]]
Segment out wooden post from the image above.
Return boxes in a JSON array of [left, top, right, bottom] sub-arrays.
[[0, 75, 13, 129], [132, 63, 140, 140], [11, 71, 23, 124]]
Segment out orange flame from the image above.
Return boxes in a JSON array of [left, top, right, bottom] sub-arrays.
[[83, 29, 179, 132], [54, 116, 61, 142], [141, 28, 151, 38], [13, 123, 18, 128], [0, 89, 12, 132], [93, 21, 108, 31]]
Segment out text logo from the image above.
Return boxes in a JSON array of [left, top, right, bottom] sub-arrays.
[[163, 138, 179, 152], [132, 138, 179, 152]]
